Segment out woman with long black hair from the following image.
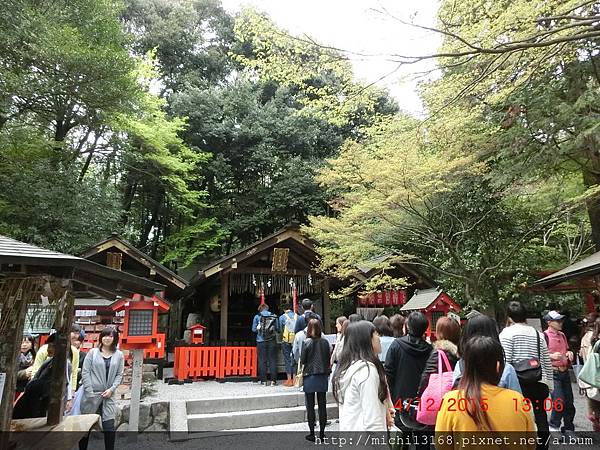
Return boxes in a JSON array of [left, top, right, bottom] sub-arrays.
[[332, 320, 391, 431], [435, 336, 535, 449]]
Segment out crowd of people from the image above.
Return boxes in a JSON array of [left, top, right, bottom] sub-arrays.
[[252, 299, 600, 448], [12, 324, 124, 450]]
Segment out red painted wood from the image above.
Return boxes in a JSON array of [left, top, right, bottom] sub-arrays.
[[173, 346, 257, 381]]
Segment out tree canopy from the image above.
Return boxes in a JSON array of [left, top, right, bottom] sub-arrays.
[[1, 0, 596, 315]]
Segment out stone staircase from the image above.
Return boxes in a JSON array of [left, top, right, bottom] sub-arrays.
[[170, 390, 338, 439]]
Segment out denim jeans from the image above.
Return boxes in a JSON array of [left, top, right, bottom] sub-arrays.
[[549, 370, 576, 431], [257, 340, 278, 382], [281, 342, 295, 376]]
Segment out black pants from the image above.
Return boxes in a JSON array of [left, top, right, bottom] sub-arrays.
[[79, 419, 115, 450], [521, 381, 550, 450], [305, 392, 327, 436], [257, 340, 277, 382]]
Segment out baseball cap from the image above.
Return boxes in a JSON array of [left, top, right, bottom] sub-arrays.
[[544, 310, 565, 321]]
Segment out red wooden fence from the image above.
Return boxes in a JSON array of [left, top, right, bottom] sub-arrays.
[[174, 346, 257, 381]]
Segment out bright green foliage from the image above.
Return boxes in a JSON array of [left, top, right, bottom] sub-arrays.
[[0, 0, 218, 263], [424, 0, 600, 246], [307, 115, 587, 313], [0, 0, 140, 145], [0, 132, 121, 253], [232, 9, 397, 131]]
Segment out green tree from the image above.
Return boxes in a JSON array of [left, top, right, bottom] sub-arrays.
[[122, 0, 235, 94], [0, 0, 220, 264], [407, 0, 600, 249], [170, 79, 343, 251], [307, 117, 581, 314]]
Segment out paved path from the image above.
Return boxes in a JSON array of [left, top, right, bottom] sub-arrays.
[[139, 378, 593, 432]]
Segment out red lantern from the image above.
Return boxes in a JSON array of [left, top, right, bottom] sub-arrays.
[[111, 294, 170, 350]]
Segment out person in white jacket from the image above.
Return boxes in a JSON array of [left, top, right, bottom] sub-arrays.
[[332, 320, 393, 432]]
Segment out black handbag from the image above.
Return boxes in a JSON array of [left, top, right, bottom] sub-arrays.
[[513, 331, 542, 384]]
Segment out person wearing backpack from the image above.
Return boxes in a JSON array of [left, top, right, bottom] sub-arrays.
[[252, 303, 281, 386], [279, 303, 298, 386], [500, 301, 552, 449]]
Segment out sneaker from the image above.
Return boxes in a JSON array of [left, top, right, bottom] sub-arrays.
[[549, 426, 560, 432], [271, 381, 277, 386]]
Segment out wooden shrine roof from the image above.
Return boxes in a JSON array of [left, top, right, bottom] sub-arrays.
[[354, 255, 437, 287], [532, 251, 600, 287], [81, 234, 187, 290], [190, 224, 317, 286], [0, 235, 165, 297], [400, 287, 460, 312], [401, 287, 443, 311]]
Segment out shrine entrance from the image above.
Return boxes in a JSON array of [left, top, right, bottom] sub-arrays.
[[181, 225, 331, 344]]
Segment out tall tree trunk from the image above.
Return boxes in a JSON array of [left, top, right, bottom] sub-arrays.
[[78, 149, 95, 182], [121, 174, 137, 227], [582, 136, 600, 251], [139, 193, 162, 249]]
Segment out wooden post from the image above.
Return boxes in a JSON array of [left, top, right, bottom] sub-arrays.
[[0, 278, 32, 438], [128, 348, 144, 437], [322, 278, 331, 334], [47, 285, 75, 425], [220, 273, 229, 341]]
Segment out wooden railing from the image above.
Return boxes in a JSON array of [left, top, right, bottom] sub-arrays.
[[174, 345, 257, 381]]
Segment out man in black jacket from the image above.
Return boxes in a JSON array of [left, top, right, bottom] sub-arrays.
[[384, 312, 432, 428]]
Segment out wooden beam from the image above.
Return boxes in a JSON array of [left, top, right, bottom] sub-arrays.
[[0, 278, 35, 441], [203, 230, 317, 278], [230, 267, 316, 276], [47, 283, 75, 425], [220, 273, 229, 341]]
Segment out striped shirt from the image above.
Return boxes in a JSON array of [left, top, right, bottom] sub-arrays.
[[499, 323, 553, 390]]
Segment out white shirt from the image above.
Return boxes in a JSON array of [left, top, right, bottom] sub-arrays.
[[338, 360, 387, 431]]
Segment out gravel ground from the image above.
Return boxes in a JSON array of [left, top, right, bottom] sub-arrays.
[[138, 379, 297, 404]]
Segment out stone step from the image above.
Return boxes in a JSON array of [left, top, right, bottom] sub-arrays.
[[188, 403, 339, 432], [186, 391, 335, 415]]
